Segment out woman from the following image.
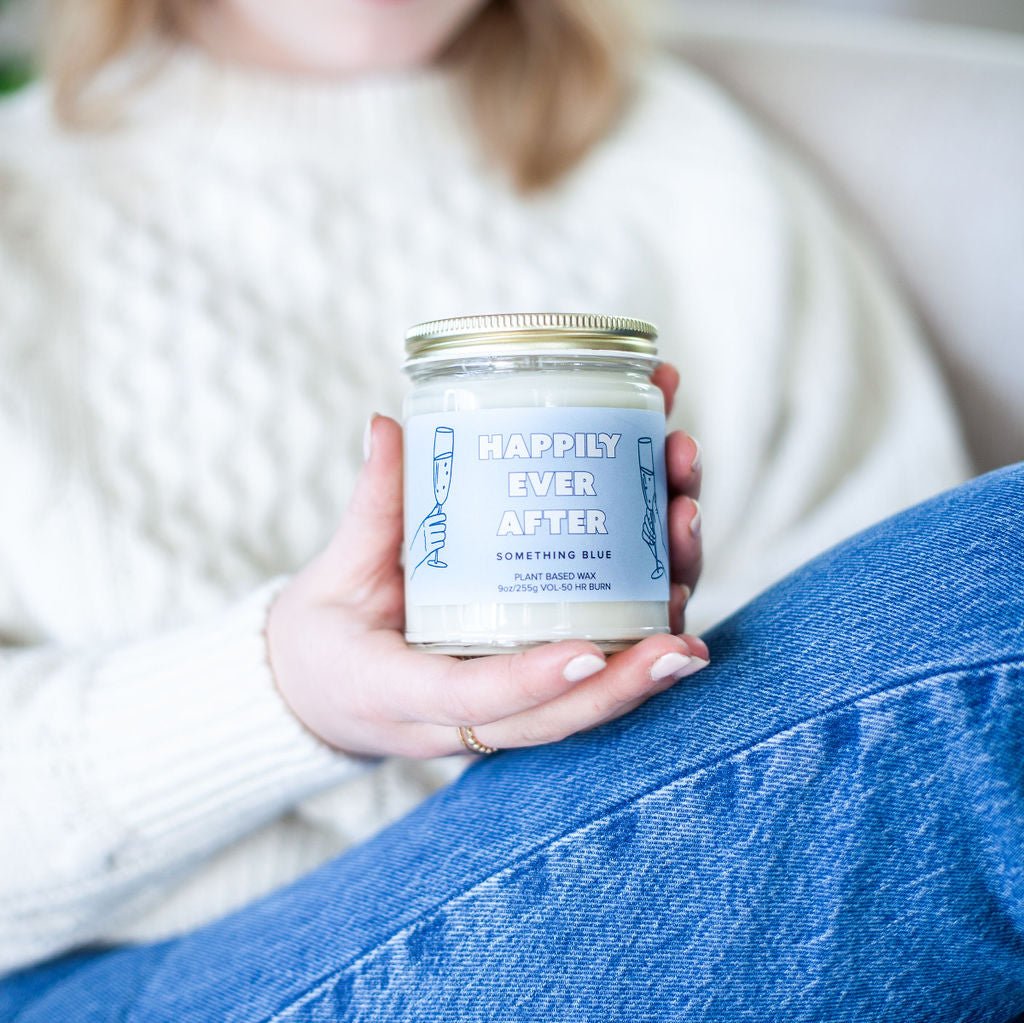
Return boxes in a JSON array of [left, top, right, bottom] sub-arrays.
[[2, 0, 1019, 1019]]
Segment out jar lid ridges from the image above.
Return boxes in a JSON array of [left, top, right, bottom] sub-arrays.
[[405, 312, 658, 363]]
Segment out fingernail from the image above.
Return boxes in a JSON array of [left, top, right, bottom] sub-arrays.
[[650, 651, 690, 681], [689, 500, 702, 538], [563, 653, 606, 682], [691, 438, 702, 474], [673, 656, 709, 679], [363, 414, 377, 462], [677, 584, 691, 605]]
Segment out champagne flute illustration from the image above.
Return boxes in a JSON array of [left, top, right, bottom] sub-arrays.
[[427, 427, 454, 568], [638, 437, 666, 580]]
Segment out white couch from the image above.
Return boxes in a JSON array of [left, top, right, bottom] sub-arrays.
[[662, 2, 1024, 472]]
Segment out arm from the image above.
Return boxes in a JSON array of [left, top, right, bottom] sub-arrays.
[[0, 112, 708, 970], [0, 579, 366, 974], [1, 400, 707, 977], [0, 166, 368, 970]]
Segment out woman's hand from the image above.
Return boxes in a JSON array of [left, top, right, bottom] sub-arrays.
[[266, 365, 706, 758]]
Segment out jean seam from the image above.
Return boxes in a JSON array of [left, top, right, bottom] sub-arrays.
[[262, 651, 1024, 1022]]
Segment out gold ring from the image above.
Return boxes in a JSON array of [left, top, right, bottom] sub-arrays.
[[457, 725, 498, 755]]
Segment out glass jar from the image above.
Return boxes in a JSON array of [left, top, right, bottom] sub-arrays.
[[402, 312, 670, 655]]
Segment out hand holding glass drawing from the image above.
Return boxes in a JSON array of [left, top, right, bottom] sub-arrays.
[[638, 437, 667, 580], [411, 426, 454, 576]]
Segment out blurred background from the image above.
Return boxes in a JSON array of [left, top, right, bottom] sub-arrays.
[[678, 0, 1024, 33], [0, 0, 31, 93], [656, 1, 1024, 473], [1, 1, 1021, 469], [3, 0, 1023, 91]]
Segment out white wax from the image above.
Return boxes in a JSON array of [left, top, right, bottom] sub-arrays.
[[404, 365, 670, 655]]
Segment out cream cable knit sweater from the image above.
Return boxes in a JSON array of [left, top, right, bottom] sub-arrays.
[[0, 49, 968, 973]]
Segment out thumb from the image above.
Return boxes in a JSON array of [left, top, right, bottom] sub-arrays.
[[319, 414, 405, 600]]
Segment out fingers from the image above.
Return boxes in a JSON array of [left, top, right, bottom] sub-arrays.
[[669, 582, 690, 635], [485, 634, 709, 750], [414, 633, 710, 753], [653, 368, 701, 507], [420, 512, 447, 557], [651, 362, 679, 418], [666, 429, 701, 500], [386, 638, 613, 727], [668, 495, 703, 593], [665, 430, 702, 593]]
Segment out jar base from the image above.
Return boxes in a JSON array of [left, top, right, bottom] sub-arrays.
[[405, 626, 671, 658]]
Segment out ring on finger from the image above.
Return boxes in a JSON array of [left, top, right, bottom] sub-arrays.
[[457, 725, 498, 756]]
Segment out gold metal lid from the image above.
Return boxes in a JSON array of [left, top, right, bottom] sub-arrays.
[[404, 312, 658, 364]]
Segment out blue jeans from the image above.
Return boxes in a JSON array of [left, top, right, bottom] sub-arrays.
[[4, 466, 1023, 1022]]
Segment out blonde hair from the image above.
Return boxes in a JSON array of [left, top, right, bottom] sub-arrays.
[[45, 0, 645, 192]]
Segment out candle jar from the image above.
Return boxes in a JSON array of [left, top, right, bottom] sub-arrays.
[[402, 312, 670, 656]]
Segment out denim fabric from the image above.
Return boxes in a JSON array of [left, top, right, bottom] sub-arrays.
[[3, 465, 1023, 1022]]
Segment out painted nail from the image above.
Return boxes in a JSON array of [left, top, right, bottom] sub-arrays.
[[672, 656, 710, 679], [690, 438, 702, 474], [650, 651, 691, 681], [363, 414, 377, 462], [563, 653, 606, 682], [689, 500, 702, 538]]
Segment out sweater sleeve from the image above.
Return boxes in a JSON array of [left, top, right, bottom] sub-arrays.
[[0, 579, 368, 975], [0, 101, 371, 974], [631, 60, 971, 632], [695, 154, 969, 632]]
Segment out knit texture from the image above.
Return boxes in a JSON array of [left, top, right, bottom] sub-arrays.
[[0, 48, 968, 972]]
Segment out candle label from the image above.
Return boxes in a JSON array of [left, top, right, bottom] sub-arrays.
[[404, 407, 670, 605]]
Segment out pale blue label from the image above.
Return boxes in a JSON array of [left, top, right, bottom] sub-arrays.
[[404, 407, 670, 606]]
